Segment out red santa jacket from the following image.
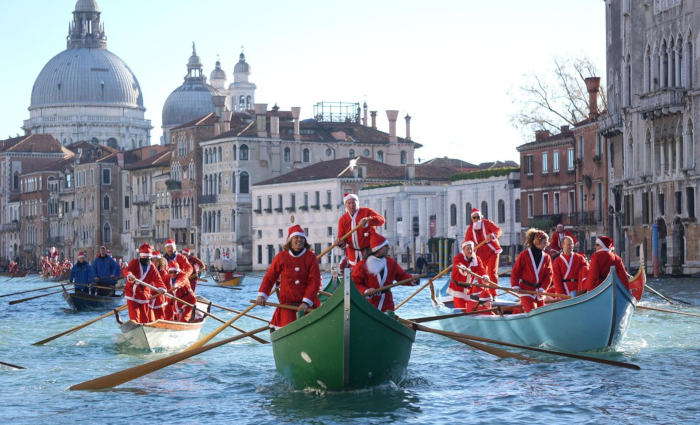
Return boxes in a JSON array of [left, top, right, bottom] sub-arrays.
[[163, 252, 193, 280], [464, 219, 503, 258], [259, 248, 321, 307], [448, 253, 488, 300], [352, 256, 412, 312], [123, 259, 164, 305], [549, 230, 578, 253], [585, 250, 629, 291], [168, 273, 197, 321], [187, 255, 205, 280], [511, 248, 552, 298], [337, 207, 385, 265], [552, 252, 588, 295]]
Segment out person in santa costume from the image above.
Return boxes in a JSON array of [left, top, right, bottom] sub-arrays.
[[584, 236, 629, 292], [182, 248, 205, 292], [162, 238, 193, 280], [148, 250, 170, 320], [551, 235, 589, 297], [448, 240, 493, 313], [256, 225, 322, 329], [166, 261, 197, 322], [336, 193, 385, 267], [69, 251, 95, 293], [351, 232, 417, 312], [122, 244, 162, 323], [548, 223, 578, 257], [511, 229, 553, 313], [464, 207, 502, 294]]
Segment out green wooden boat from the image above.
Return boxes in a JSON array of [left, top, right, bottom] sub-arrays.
[[270, 275, 416, 390]]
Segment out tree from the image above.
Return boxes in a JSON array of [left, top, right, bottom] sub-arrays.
[[510, 56, 607, 138]]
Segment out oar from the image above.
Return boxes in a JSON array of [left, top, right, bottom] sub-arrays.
[[447, 336, 536, 361], [196, 283, 242, 290], [198, 277, 209, 282], [408, 307, 502, 323], [319, 290, 333, 297], [461, 268, 519, 297], [208, 302, 269, 323], [33, 305, 129, 345], [8, 289, 64, 305], [248, 299, 312, 312], [644, 284, 691, 306], [317, 221, 366, 260], [363, 275, 426, 297], [464, 269, 569, 300], [401, 319, 641, 370], [69, 325, 270, 391], [0, 360, 25, 370], [0, 282, 69, 298], [637, 305, 700, 318], [395, 264, 453, 310]]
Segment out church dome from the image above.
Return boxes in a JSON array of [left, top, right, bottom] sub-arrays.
[[234, 52, 250, 73], [210, 60, 226, 81]]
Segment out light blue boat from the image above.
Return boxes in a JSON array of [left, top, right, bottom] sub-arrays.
[[432, 266, 644, 352]]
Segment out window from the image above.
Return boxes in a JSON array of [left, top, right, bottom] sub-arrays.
[[541, 152, 549, 174], [578, 136, 584, 160], [284, 147, 290, 162], [597, 134, 603, 155], [326, 190, 332, 206], [124, 196, 130, 209], [363, 149, 370, 157], [514, 199, 521, 223], [553, 151, 559, 172], [527, 194, 534, 218], [377, 150, 384, 163], [327, 226, 333, 236], [568, 190, 575, 215], [497, 200, 505, 223], [687, 187, 695, 218], [481, 201, 488, 219], [239, 171, 249, 193], [102, 168, 111, 185], [103, 222, 111, 244], [326, 148, 332, 157], [465, 202, 472, 225], [257, 245, 262, 264], [642, 192, 650, 224], [597, 183, 603, 221], [278, 194, 283, 209], [233, 145, 237, 161], [314, 191, 320, 208], [240, 144, 249, 161], [543, 193, 549, 215], [303, 148, 310, 163], [103, 195, 110, 211], [278, 229, 284, 238], [349, 149, 355, 158], [658, 192, 665, 216], [525, 155, 533, 175], [450, 204, 457, 226], [568, 148, 575, 170], [675, 191, 682, 214], [401, 151, 407, 165], [553, 192, 560, 214]]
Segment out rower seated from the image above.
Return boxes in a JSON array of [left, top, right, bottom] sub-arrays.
[[551, 235, 588, 298], [448, 241, 494, 314]]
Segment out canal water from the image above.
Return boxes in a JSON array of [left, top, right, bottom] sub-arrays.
[[1, 274, 698, 425]]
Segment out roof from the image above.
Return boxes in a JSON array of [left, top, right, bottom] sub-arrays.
[[66, 141, 119, 164], [516, 129, 574, 152], [171, 112, 219, 130], [0, 134, 64, 154], [124, 148, 172, 170]]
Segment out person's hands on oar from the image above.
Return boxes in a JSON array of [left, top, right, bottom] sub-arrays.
[[324, 221, 367, 259], [363, 275, 425, 297], [464, 269, 566, 300]]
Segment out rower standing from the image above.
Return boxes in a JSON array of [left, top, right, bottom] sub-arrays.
[[548, 223, 578, 257], [336, 193, 385, 268], [351, 233, 417, 312], [92, 246, 120, 296], [511, 229, 553, 313], [551, 236, 589, 297], [182, 248, 205, 292], [123, 244, 162, 324], [464, 207, 503, 295], [167, 261, 197, 322], [584, 236, 629, 292], [149, 251, 170, 320], [448, 241, 493, 313], [69, 251, 95, 294], [162, 238, 193, 280], [256, 225, 321, 329]]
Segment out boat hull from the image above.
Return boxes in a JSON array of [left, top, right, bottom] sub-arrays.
[[216, 272, 244, 286], [433, 267, 638, 352], [271, 278, 415, 390], [63, 290, 123, 311]]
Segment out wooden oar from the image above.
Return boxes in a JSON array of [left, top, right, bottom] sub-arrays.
[[464, 269, 569, 300], [249, 299, 312, 312], [196, 283, 242, 290], [395, 264, 453, 310], [0, 282, 69, 298], [208, 302, 269, 323], [8, 289, 64, 305], [447, 336, 536, 361], [33, 305, 129, 345], [408, 307, 502, 323], [645, 284, 691, 305], [461, 268, 520, 297], [69, 325, 270, 391], [198, 277, 209, 282], [401, 319, 641, 370], [319, 290, 333, 297], [637, 305, 700, 318], [317, 221, 366, 260], [364, 275, 426, 297], [0, 360, 25, 370]]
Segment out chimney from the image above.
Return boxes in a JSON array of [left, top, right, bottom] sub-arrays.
[[386, 110, 399, 143], [535, 130, 551, 141], [362, 102, 368, 126], [221, 111, 232, 133], [370, 111, 377, 129], [291, 106, 301, 141], [117, 152, 124, 168], [254, 103, 267, 138], [584, 76, 600, 117], [560, 125, 569, 133], [214, 123, 221, 136], [271, 104, 280, 138], [212, 95, 226, 118], [407, 163, 415, 180], [404, 114, 412, 141]]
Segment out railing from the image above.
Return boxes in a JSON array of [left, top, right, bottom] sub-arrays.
[[531, 213, 562, 229], [133, 194, 152, 204], [1, 221, 20, 232], [567, 211, 599, 226], [199, 194, 218, 204], [639, 88, 685, 116], [170, 218, 191, 229]]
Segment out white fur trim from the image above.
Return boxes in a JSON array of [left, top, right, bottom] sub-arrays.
[[302, 297, 313, 307], [595, 238, 610, 252], [343, 193, 359, 203], [287, 232, 306, 242], [257, 292, 269, 301]]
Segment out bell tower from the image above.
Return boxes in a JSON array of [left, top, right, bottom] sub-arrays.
[[67, 0, 107, 49]]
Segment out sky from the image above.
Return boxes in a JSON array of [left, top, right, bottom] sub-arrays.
[[0, 0, 606, 164]]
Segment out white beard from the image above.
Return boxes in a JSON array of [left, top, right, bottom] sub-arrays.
[[473, 221, 482, 230], [366, 256, 387, 276]]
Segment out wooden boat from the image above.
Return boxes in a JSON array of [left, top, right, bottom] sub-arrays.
[[45, 271, 70, 282], [270, 277, 415, 390], [116, 297, 210, 351], [432, 264, 645, 352], [0, 270, 29, 278], [214, 271, 244, 286], [61, 283, 123, 311]]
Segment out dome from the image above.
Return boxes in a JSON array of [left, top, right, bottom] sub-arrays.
[[162, 79, 218, 127], [74, 0, 99, 12], [30, 48, 144, 109], [210, 60, 226, 81], [234, 52, 250, 73]]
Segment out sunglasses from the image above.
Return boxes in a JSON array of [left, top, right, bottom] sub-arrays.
[[471, 216, 480, 220]]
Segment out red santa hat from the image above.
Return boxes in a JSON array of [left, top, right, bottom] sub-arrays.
[[461, 240, 474, 250], [470, 208, 482, 218], [596, 236, 614, 252], [182, 248, 191, 256], [138, 243, 152, 258], [287, 225, 306, 241], [151, 250, 162, 259], [370, 232, 388, 253], [167, 261, 180, 273], [343, 193, 359, 203], [77, 251, 86, 259], [164, 238, 176, 249]]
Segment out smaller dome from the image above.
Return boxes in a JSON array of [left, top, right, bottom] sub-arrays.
[[210, 60, 226, 81], [234, 52, 250, 73], [75, 0, 99, 12], [187, 42, 202, 69]]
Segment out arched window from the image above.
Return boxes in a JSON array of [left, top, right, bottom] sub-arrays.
[[103, 194, 110, 211], [497, 200, 505, 223], [349, 149, 355, 158], [303, 148, 310, 163], [514, 199, 521, 223], [203, 175, 209, 195], [284, 147, 291, 162], [240, 144, 249, 161], [239, 95, 245, 110], [465, 202, 472, 225], [13, 173, 19, 190], [218, 146, 222, 163], [103, 222, 111, 244], [239, 171, 250, 193], [450, 204, 457, 226], [377, 150, 384, 163], [218, 173, 222, 194], [233, 145, 237, 161], [231, 172, 236, 193], [246, 95, 252, 110], [400, 150, 407, 164], [481, 201, 488, 219]]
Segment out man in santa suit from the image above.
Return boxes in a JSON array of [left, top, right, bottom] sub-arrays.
[[351, 233, 417, 312], [162, 238, 193, 280], [464, 207, 502, 294], [122, 244, 162, 323], [584, 236, 630, 292], [182, 248, 205, 292], [548, 223, 578, 257], [166, 261, 198, 322], [448, 241, 493, 313], [511, 229, 553, 313], [551, 235, 589, 297], [256, 225, 321, 329], [149, 250, 170, 320], [336, 193, 385, 268]]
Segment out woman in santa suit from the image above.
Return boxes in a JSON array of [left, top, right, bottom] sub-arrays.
[[448, 240, 492, 313], [351, 233, 417, 312], [256, 225, 322, 329], [148, 250, 170, 320], [167, 261, 197, 322], [551, 236, 589, 297], [584, 236, 629, 292], [511, 229, 553, 313], [122, 244, 163, 323]]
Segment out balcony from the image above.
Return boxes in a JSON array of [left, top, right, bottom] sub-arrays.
[[133, 194, 152, 205], [1, 221, 20, 232], [639, 88, 685, 118], [599, 111, 623, 137], [530, 213, 562, 229], [199, 194, 218, 204], [165, 179, 182, 190], [170, 218, 191, 229]]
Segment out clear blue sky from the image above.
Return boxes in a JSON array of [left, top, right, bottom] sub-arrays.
[[0, 0, 605, 164]]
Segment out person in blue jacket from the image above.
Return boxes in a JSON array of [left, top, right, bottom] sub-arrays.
[[70, 251, 96, 293], [92, 246, 121, 296]]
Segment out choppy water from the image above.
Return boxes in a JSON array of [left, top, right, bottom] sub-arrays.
[[1, 274, 699, 425]]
